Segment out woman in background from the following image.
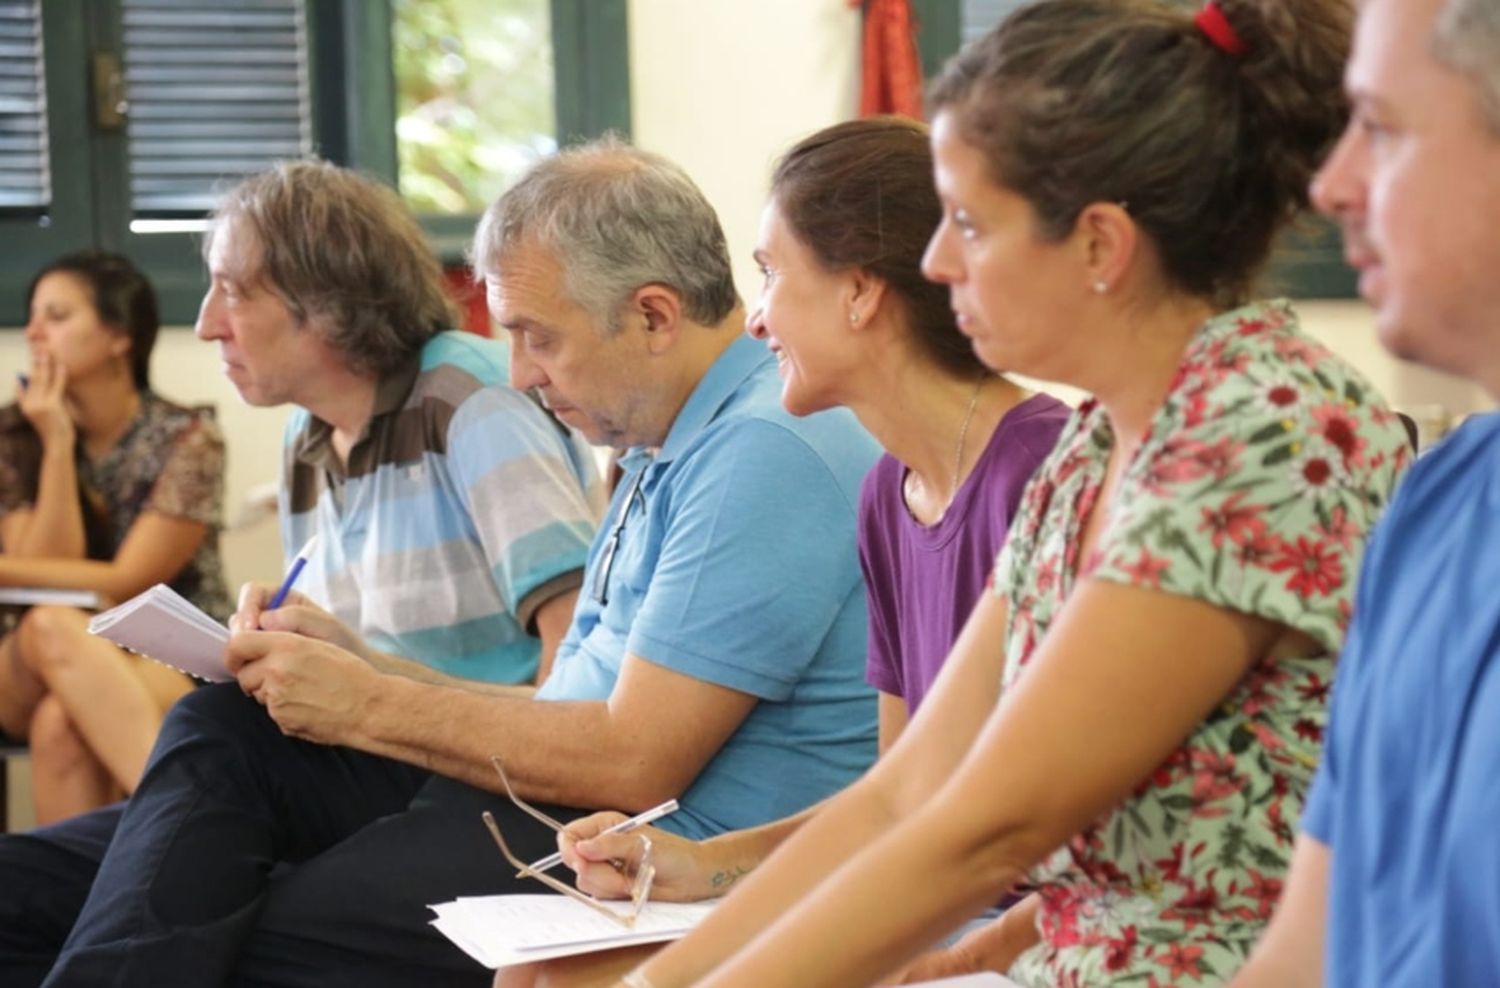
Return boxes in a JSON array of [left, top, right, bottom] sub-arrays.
[[546, 0, 1412, 984], [0, 249, 229, 824]]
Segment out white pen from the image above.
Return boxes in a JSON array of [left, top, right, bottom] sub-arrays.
[[525, 798, 679, 874]]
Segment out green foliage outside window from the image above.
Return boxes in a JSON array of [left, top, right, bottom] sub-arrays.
[[392, 0, 556, 215]]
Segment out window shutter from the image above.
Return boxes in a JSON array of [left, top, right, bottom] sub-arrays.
[[122, 0, 312, 216], [0, 0, 49, 212], [962, 0, 1028, 43]]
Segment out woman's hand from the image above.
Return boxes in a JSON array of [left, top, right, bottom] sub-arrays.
[[232, 582, 377, 664], [559, 813, 728, 903], [18, 354, 75, 447], [884, 896, 1039, 984]]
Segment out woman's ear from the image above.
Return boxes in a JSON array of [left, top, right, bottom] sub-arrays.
[[845, 268, 889, 331], [1075, 201, 1137, 296]]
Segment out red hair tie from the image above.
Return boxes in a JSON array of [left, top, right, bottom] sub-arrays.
[[1194, 2, 1249, 57]]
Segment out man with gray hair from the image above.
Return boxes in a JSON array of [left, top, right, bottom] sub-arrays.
[[1, 142, 880, 987], [1233, 0, 1500, 983]]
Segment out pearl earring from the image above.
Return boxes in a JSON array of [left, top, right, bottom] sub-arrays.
[[849, 312, 859, 324], [1093, 281, 1109, 295]]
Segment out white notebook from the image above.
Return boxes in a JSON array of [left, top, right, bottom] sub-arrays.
[[429, 894, 718, 969], [87, 583, 232, 682]]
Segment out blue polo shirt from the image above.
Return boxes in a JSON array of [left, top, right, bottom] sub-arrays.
[[1302, 412, 1500, 986], [537, 334, 881, 839]]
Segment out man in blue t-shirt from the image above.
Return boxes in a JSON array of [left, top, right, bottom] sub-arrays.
[[0, 144, 879, 987], [1232, 0, 1500, 984]]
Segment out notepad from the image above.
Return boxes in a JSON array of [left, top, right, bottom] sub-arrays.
[[87, 584, 232, 682], [428, 894, 718, 969]]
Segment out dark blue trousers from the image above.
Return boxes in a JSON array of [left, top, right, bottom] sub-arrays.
[[0, 683, 572, 987]]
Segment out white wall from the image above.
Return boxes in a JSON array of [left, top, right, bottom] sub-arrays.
[[628, 0, 863, 305]]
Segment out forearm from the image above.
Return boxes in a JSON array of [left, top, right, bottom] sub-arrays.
[[698, 796, 1034, 988], [347, 676, 660, 809], [692, 800, 824, 896], [0, 555, 133, 599], [366, 648, 536, 698], [637, 774, 904, 985], [11, 445, 85, 557]]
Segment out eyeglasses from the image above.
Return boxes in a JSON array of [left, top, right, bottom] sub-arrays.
[[482, 756, 656, 929], [590, 466, 647, 606]]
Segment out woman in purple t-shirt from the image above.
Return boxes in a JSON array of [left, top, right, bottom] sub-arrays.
[[746, 118, 1071, 751]]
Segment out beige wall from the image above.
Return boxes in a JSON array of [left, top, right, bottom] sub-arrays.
[[1, 0, 1490, 590]]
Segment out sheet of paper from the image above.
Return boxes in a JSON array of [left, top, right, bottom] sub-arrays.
[[908, 974, 1022, 987], [0, 587, 105, 609], [87, 583, 231, 682], [428, 894, 718, 969]]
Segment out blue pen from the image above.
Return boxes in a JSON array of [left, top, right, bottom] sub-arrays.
[[267, 534, 319, 610]]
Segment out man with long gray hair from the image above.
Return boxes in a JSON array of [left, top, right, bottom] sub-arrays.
[[1234, 0, 1500, 983], [0, 143, 879, 987]]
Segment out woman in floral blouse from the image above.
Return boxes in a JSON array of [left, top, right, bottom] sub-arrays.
[[536, 1, 1412, 987], [0, 250, 229, 824]]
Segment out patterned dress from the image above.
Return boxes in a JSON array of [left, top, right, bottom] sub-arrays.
[[998, 301, 1411, 987], [0, 392, 231, 622]]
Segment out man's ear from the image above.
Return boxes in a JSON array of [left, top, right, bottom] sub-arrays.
[[634, 283, 683, 355], [1074, 201, 1137, 296]]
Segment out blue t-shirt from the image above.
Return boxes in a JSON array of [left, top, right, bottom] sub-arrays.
[[1302, 411, 1500, 987], [538, 335, 882, 839]]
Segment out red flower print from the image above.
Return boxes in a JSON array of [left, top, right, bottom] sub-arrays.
[[1199, 491, 1268, 550], [1243, 868, 1285, 918], [1035, 557, 1059, 596], [1316, 504, 1360, 552], [1269, 536, 1345, 598], [1294, 718, 1323, 742], [1235, 526, 1281, 568], [1237, 317, 1268, 336], [1189, 750, 1244, 811], [1258, 382, 1300, 417], [1157, 942, 1207, 979], [1104, 925, 1139, 971], [1313, 402, 1368, 466], [1121, 548, 1171, 589], [1296, 673, 1331, 704], [1290, 444, 1347, 496]]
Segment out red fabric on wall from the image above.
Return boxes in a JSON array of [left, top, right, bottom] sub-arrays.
[[850, 0, 924, 119], [443, 265, 491, 336]]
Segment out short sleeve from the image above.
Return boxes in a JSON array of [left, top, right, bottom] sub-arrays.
[[627, 418, 862, 701], [1087, 335, 1409, 653], [447, 385, 598, 628], [857, 462, 904, 697], [146, 413, 225, 526]]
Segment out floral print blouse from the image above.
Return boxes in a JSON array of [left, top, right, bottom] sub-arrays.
[[997, 301, 1411, 987], [0, 392, 231, 621]]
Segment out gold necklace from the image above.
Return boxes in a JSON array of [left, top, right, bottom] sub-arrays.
[[905, 374, 986, 516]]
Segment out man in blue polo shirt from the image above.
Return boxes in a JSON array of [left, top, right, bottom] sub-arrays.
[[5, 142, 880, 987], [1233, 0, 1500, 984]]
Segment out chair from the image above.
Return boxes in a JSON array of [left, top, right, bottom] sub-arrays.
[[0, 741, 28, 833]]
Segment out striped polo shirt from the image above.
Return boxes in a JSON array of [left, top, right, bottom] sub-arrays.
[[279, 331, 603, 684]]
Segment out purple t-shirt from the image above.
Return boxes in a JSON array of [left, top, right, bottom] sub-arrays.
[[859, 392, 1071, 715]]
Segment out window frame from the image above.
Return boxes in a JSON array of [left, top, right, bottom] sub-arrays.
[[910, 0, 1356, 300], [0, 0, 631, 326]]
